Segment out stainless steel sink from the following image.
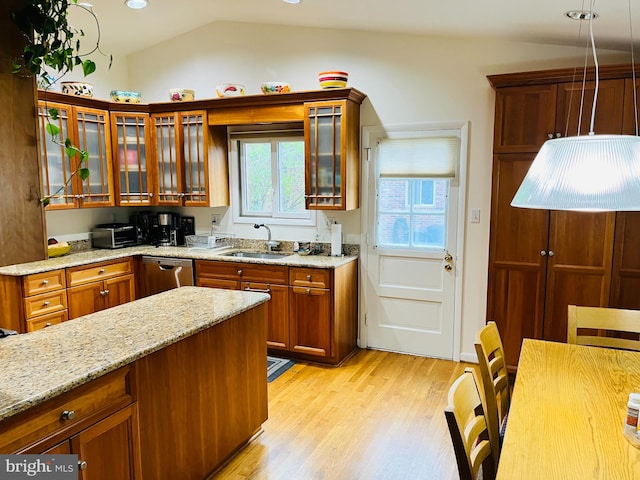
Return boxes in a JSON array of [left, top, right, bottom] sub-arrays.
[[222, 251, 291, 259]]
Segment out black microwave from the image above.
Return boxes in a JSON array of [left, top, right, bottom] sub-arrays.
[[92, 223, 139, 249]]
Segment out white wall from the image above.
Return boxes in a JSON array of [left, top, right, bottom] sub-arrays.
[[48, 21, 628, 361]]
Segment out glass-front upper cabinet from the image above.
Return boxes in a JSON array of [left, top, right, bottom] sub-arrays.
[[151, 110, 209, 207], [38, 102, 114, 209], [111, 112, 154, 206], [75, 107, 114, 207], [180, 111, 209, 206], [304, 99, 359, 210]]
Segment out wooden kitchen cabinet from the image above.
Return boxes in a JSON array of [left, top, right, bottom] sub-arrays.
[[196, 259, 358, 363], [38, 100, 114, 209], [304, 99, 360, 210], [288, 263, 357, 364], [67, 258, 135, 319], [151, 111, 229, 207], [111, 112, 154, 206], [290, 279, 331, 357], [23, 269, 68, 332], [196, 260, 290, 350], [487, 67, 628, 371], [1, 366, 136, 456]]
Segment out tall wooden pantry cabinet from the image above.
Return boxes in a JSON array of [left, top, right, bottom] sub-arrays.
[[487, 65, 640, 371]]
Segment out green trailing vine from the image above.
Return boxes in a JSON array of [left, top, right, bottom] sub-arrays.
[[11, 0, 111, 206]]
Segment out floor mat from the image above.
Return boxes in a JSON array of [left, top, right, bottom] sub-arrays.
[[267, 356, 295, 382]]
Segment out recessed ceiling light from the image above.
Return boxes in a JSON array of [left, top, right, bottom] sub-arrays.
[[565, 10, 598, 20], [125, 0, 148, 9], [282, 0, 301, 4]]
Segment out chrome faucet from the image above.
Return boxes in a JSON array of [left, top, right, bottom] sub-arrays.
[[254, 224, 280, 251]]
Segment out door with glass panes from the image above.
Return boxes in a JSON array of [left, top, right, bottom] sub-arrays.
[[363, 126, 466, 359]]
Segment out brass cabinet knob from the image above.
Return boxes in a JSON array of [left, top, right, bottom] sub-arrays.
[[99, 268, 105, 274], [444, 264, 453, 271], [43, 301, 50, 306], [42, 279, 49, 285], [78, 461, 87, 471]]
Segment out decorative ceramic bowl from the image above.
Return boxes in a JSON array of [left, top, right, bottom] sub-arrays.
[[318, 71, 349, 89], [216, 84, 245, 97], [169, 88, 195, 102], [61, 81, 94, 97], [110, 90, 142, 103], [260, 82, 291, 94], [47, 244, 72, 258]]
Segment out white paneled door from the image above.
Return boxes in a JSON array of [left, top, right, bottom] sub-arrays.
[[362, 124, 467, 360]]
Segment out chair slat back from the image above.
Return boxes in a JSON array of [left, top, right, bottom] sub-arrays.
[[474, 321, 510, 467], [567, 305, 640, 351], [445, 368, 496, 480]]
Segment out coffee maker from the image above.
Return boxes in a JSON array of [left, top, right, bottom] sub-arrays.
[[157, 213, 177, 246]]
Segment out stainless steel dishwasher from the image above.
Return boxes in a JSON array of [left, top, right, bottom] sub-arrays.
[[141, 256, 194, 297]]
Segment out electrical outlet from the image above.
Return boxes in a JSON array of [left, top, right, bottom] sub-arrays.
[[211, 214, 220, 225]]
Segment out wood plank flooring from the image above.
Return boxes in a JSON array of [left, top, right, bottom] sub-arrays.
[[213, 348, 471, 480]]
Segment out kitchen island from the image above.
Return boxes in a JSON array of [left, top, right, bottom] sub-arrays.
[[0, 286, 270, 479]]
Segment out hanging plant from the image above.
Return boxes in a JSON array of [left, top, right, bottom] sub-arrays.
[[11, 0, 112, 206]]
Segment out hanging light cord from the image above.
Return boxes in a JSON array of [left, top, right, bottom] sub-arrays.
[[588, 0, 598, 136], [629, 0, 638, 136], [571, 0, 589, 138]]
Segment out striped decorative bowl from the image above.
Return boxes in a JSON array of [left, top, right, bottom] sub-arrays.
[[318, 71, 349, 89]]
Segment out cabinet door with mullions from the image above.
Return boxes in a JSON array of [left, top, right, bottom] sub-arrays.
[[75, 107, 114, 207], [181, 111, 209, 206], [152, 113, 181, 205], [38, 102, 77, 209], [305, 102, 344, 208], [111, 112, 153, 206]]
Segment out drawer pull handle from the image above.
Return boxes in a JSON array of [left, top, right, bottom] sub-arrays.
[[43, 301, 50, 306], [237, 269, 243, 276], [245, 286, 271, 294], [45, 322, 52, 327], [306, 288, 311, 295], [78, 461, 87, 471], [42, 280, 49, 285], [61, 410, 76, 421], [99, 268, 105, 274], [306, 275, 312, 281]]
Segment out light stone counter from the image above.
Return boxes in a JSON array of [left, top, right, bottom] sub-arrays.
[[0, 286, 269, 421], [0, 245, 357, 276]]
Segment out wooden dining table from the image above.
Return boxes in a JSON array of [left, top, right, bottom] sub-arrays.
[[496, 338, 640, 479]]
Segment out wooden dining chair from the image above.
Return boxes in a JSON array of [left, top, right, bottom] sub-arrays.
[[445, 367, 496, 480], [567, 305, 640, 351], [474, 321, 510, 468]]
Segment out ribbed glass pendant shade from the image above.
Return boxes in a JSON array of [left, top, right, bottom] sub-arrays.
[[511, 134, 640, 211]]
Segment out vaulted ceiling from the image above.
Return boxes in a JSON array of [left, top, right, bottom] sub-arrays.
[[70, 0, 640, 56]]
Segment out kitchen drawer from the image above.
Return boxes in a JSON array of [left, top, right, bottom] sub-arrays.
[[26, 310, 68, 332], [196, 260, 288, 284], [1, 366, 135, 454], [24, 290, 67, 318], [289, 267, 331, 289], [67, 258, 133, 287], [23, 270, 66, 296]]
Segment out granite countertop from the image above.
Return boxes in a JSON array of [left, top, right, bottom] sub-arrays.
[[0, 286, 269, 422], [0, 245, 358, 276]]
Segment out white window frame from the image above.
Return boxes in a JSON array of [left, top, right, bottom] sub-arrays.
[[229, 134, 316, 226]]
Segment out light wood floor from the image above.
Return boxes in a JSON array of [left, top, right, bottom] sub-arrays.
[[213, 348, 471, 480]]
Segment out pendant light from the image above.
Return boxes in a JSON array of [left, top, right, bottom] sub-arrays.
[[511, 1, 640, 212]]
